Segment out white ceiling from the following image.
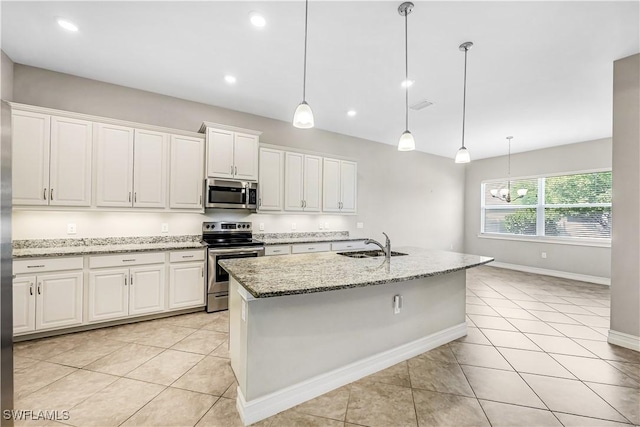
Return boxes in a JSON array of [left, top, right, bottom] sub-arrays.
[[2, 1, 638, 159]]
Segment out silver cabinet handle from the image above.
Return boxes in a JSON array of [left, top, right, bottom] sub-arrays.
[[300, 200, 304, 208], [124, 276, 127, 286], [201, 267, 204, 277], [182, 255, 194, 258], [273, 250, 281, 253], [122, 259, 136, 262], [50, 188, 53, 200], [199, 195, 202, 205], [129, 192, 132, 203], [37, 283, 41, 295], [235, 166, 237, 175], [43, 188, 47, 200], [29, 283, 33, 295], [130, 274, 134, 285], [259, 198, 262, 207], [134, 192, 137, 203], [230, 165, 233, 175]]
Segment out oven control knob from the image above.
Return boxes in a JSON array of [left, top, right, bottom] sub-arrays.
[[205, 225, 209, 229], [211, 224, 215, 229]]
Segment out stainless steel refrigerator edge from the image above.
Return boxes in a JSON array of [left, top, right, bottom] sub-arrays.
[[1, 101, 14, 423]]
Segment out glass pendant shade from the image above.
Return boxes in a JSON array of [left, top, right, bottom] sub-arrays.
[[490, 189, 498, 197], [397, 130, 415, 151], [499, 188, 509, 197], [455, 146, 470, 163], [517, 188, 528, 197], [293, 101, 314, 129]]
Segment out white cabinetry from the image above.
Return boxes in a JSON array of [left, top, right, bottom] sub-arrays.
[[88, 253, 165, 322], [13, 269, 83, 335], [133, 129, 168, 208], [258, 148, 284, 211], [13, 111, 93, 206], [323, 158, 357, 213], [284, 152, 322, 212], [170, 135, 204, 209], [169, 250, 205, 310], [204, 124, 260, 181], [95, 123, 135, 207]]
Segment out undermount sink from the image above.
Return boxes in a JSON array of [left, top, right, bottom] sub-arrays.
[[337, 250, 408, 258]]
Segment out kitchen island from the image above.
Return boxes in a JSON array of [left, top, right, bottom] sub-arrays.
[[219, 247, 493, 425]]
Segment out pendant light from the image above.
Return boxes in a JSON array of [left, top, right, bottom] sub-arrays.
[[397, 2, 415, 151], [490, 136, 528, 203], [293, 0, 314, 129], [455, 41, 473, 163]]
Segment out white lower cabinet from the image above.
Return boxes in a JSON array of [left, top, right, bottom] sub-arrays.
[[88, 264, 165, 322], [169, 262, 205, 309], [13, 271, 83, 335]]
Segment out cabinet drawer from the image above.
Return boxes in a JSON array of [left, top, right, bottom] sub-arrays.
[[331, 241, 366, 252], [169, 250, 205, 263], [291, 243, 331, 254], [89, 252, 165, 269], [14, 257, 83, 274], [265, 245, 291, 256]]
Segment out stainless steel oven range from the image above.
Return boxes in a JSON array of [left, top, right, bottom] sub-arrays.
[[202, 221, 264, 312]]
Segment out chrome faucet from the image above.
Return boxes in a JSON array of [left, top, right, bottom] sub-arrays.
[[364, 232, 391, 260]]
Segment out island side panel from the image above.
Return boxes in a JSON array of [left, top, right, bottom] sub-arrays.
[[229, 278, 248, 394], [243, 270, 466, 401]]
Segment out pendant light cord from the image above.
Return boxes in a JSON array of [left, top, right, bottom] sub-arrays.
[[461, 48, 468, 149], [507, 137, 512, 196], [302, 0, 309, 102], [404, 10, 409, 131]]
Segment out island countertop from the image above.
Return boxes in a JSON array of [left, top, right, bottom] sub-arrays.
[[219, 247, 494, 298]]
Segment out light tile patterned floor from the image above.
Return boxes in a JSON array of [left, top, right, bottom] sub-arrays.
[[12, 266, 640, 426]]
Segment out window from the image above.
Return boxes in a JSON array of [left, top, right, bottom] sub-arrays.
[[481, 171, 612, 241]]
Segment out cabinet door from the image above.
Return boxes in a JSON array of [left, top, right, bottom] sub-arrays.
[[49, 116, 93, 206], [133, 129, 168, 208], [169, 263, 205, 309], [13, 275, 36, 334], [88, 269, 129, 322], [322, 158, 341, 212], [36, 272, 83, 330], [233, 133, 259, 181], [12, 111, 50, 206], [303, 155, 322, 212], [284, 152, 304, 211], [258, 148, 284, 211], [95, 123, 135, 207], [340, 160, 357, 213], [206, 128, 234, 178], [129, 265, 165, 316], [169, 135, 204, 209]]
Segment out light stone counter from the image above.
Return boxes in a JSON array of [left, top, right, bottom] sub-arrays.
[[219, 247, 493, 298], [13, 235, 204, 258]]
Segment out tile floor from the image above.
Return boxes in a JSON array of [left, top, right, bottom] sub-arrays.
[[12, 266, 640, 427]]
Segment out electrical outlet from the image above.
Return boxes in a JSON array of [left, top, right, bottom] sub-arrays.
[[356, 222, 364, 229], [161, 223, 169, 233], [67, 223, 77, 235], [324, 222, 329, 230], [393, 295, 403, 315], [259, 223, 265, 231], [291, 223, 297, 230], [541, 252, 547, 259], [450, 244, 454, 250], [319, 222, 324, 230]]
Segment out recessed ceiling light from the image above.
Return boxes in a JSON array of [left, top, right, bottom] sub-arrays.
[[224, 75, 237, 84], [401, 79, 414, 88], [347, 110, 357, 117], [57, 18, 78, 32], [249, 12, 266, 28]]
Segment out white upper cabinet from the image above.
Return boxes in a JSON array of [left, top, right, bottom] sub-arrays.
[[207, 128, 235, 179], [284, 152, 322, 212], [322, 158, 357, 213], [204, 124, 260, 181], [12, 111, 51, 206], [13, 111, 93, 207], [258, 148, 284, 211], [233, 133, 259, 180], [49, 117, 93, 206], [133, 129, 168, 208], [169, 135, 204, 209], [95, 123, 135, 207]]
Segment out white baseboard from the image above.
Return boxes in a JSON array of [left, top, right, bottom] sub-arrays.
[[489, 261, 610, 286], [608, 330, 640, 352], [236, 322, 467, 426]]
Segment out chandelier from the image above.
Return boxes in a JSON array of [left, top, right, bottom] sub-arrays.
[[490, 136, 528, 203]]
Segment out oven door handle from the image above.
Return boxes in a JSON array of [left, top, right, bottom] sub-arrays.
[[208, 247, 265, 255]]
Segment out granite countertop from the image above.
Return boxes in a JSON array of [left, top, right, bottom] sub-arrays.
[[13, 235, 205, 258], [219, 247, 494, 298], [253, 231, 368, 245]]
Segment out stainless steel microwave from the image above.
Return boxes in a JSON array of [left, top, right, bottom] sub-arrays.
[[205, 178, 258, 209]]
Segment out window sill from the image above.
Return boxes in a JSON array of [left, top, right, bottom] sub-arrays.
[[477, 233, 611, 248]]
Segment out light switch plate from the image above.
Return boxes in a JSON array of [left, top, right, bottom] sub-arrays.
[[67, 223, 77, 235], [324, 222, 329, 229], [291, 223, 297, 230], [259, 223, 265, 231], [319, 222, 324, 230], [356, 222, 364, 229], [161, 223, 169, 233]]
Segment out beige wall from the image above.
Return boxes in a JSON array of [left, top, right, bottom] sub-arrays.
[[11, 65, 466, 250], [1, 51, 13, 101], [464, 138, 612, 279], [611, 53, 640, 338]]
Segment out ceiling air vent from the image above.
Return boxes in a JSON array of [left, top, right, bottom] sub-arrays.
[[410, 100, 434, 111]]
